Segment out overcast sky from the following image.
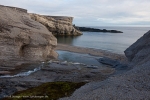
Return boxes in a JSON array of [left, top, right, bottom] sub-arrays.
[[1, 0, 150, 26]]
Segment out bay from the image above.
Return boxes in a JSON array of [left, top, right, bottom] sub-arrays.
[[56, 26, 150, 54]]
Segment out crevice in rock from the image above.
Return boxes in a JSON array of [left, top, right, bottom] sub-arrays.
[[19, 44, 28, 57], [0, 22, 11, 32]]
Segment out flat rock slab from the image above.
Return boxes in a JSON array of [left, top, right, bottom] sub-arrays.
[[98, 57, 120, 66], [42, 63, 78, 71], [98, 57, 128, 70], [0, 71, 11, 75]]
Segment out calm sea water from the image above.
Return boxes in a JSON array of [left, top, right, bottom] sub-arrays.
[[57, 26, 150, 54]]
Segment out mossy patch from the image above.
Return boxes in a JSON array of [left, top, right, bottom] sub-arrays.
[[3, 81, 86, 100]]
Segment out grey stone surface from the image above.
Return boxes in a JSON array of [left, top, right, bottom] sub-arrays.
[[125, 30, 150, 67]]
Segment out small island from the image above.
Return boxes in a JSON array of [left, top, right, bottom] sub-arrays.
[[74, 26, 123, 33]]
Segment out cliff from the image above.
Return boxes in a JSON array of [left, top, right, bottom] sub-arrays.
[[0, 5, 27, 13], [30, 14, 82, 36], [0, 5, 57, 68], [61, 31, 150, 100]]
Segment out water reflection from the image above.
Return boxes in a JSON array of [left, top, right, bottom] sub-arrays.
[[56, 26, 149, 54], [55, 35, 80, 45]]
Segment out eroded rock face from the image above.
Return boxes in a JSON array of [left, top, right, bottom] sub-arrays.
[[30, 14, 82, 36], [0, 5, 57, 67]]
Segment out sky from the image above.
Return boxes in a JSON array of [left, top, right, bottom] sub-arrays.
[[1, 0, 150, 26]]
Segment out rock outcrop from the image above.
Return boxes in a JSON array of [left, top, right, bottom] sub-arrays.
[[74, 26, 123, 33], [30, 14, 82, 36], [125, 30, 150, 67], [60, 31, 150, 100], [0, 5, 57, 68]]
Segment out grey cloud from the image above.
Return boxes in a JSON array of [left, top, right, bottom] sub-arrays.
[[0, 0, 150, 26]]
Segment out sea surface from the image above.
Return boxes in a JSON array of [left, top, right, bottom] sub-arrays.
[[56, 26, 150, 54], [56, 26, 149, 65]]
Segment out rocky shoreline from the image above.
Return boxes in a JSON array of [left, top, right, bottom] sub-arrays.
[[60, 31, 150, 100], [0, 5, 150, 100], [0, 59, 116, 99], [74, 26, 123, 33], [0, 44, 127, 99]]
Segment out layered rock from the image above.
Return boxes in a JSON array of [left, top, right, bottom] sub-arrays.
[[30, 14, 82, 36], [0, 5, 57, 67]]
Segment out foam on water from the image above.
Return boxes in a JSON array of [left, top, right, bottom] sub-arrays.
[[0, 67, 41, 78], [0, 61, 86, 78], [0, 63, 44, 78]]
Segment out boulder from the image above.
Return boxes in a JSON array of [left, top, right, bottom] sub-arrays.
[[125, 30, 150, 67], [0, 5, 57, 67]]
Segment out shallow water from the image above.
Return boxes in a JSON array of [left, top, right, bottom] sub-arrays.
[[56, 26, 150, 54], [57, 50, 102, 66]]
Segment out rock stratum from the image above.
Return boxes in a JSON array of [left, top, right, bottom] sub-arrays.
[[61, 31, 150, 100], [30, 14, 82, 36], [0, 5, 58, 68]]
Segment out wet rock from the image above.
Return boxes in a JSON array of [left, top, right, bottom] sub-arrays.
[[81, 73, 95, 78], [86, 65, 98, 69], [98, 57, 120, 67], [98, 57, 128, 70]]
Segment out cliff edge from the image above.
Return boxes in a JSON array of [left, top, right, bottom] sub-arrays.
[[0, 5, 57, 68], [30, 14, 82, 36], [60, 31, 150, 100]]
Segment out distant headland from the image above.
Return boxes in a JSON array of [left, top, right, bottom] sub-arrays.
[[74, 26, 123, 33]]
